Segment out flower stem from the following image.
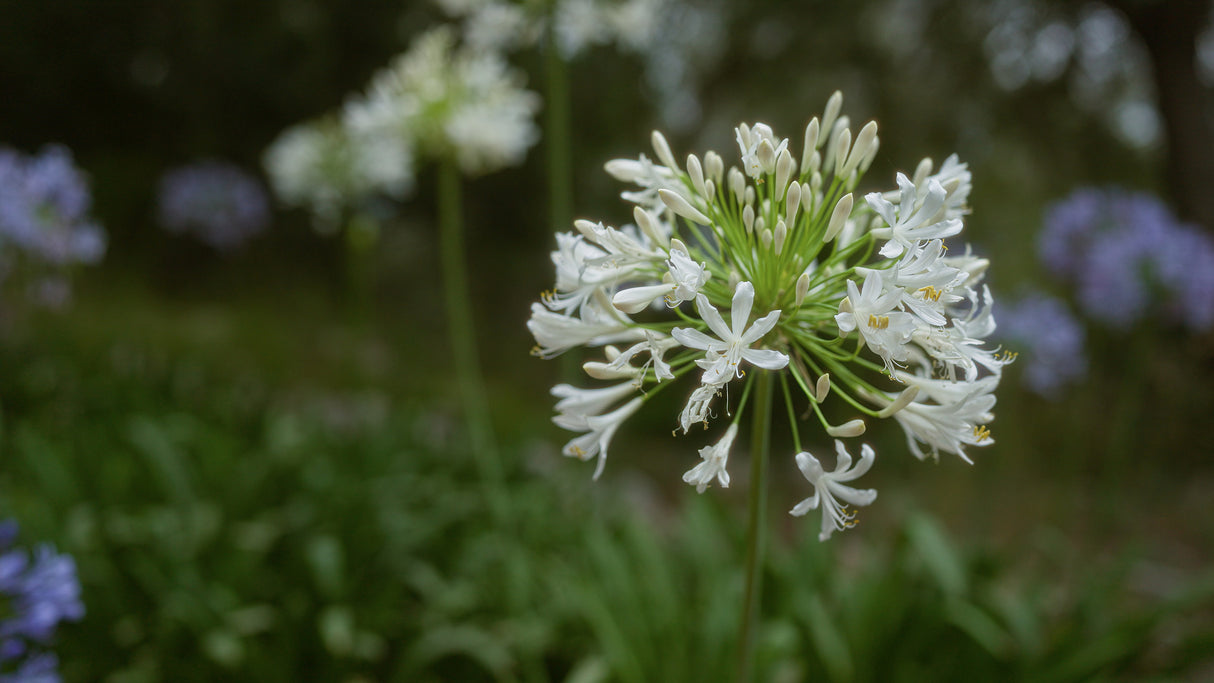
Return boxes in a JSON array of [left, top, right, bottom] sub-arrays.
[[437, 158, 505, 516], [736, 369, 774, 683], [544, 25, 578, 384]]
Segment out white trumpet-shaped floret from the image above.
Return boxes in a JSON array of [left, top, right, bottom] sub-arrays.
[[790, 441, 878, 541]]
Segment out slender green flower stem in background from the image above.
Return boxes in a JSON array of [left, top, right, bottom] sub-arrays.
[[342, 212, 377, 325], [736, 370, 774, 683], [545, 40, 573, 237], [544, 25, 578, 383], [437, 158, 506, 519]]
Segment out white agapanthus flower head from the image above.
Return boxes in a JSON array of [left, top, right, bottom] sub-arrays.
[[342, 26, 540, 177], [262, 116, 414, 232], [528, 91, 1007, 540]]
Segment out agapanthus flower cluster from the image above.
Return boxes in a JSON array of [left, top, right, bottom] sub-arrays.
[[342, 26, 540, 177], [0, 145, 106, 268], [528, 92, 1008, 540], [434, 0, 725, 130], [434, 0, 662, 57], [1038, 188, 1214, 331], [264, 115, 414, 233], [994, 292, 1087, 398], [156, 161, 270, 251], [0, 520, 84, 682]]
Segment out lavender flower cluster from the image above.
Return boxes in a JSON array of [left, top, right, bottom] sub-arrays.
[[998, 187, 1214, 398], [0, 145, 106, 268], [1038, 188, 1214, 331], [156, 161, 270, 251], [0, 520, 84, 683]]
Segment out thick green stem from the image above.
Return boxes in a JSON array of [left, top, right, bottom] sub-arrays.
[[437, 159, 505, 514], [736, 370, 774, 683]]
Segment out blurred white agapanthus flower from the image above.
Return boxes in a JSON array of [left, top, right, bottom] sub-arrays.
[[528, 91, 1008, 540], [263, 116, 413, 231], [434, 0, 725, 131], [342, 26, 540, 177]]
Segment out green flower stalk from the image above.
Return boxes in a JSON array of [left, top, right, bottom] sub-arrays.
[[528, 91, 1009, 540]]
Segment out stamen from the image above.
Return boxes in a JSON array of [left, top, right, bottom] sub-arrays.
[[997, 350, 1018, 363], [868, 314, 890, 329], [972, 425, 991, 441], [917, 286, 943, 302]]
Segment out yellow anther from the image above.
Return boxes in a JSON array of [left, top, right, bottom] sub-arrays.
[[570, 445, 586, 457], [530, 345, 543, 357], [868, 314, 890, 329], [997, 350, 1019, 363], [972, 425, 992, 441], [917, 286, 943, 302]]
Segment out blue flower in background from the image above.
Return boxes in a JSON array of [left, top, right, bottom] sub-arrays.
[[0, 145, 106, 267], [1037, 187, 1104, 278], [1038, 188, 1214, 331], [0, 520, 83, 683], [996, 293, 1087, 399], [156, 161, 270, 251]]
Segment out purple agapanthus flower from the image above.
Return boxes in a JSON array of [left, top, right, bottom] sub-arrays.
[[996, 292, 1087, 399], [156, 161, 270, 251], [0, 145, 107, 267], [1039, 188, 1214, 332], [0, 652, 60, 683], [1037, 188, 1106, 278], [0, 520, 83, 683]]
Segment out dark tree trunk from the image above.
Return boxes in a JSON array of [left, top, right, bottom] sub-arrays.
[[1116, 0, 1214, 229]]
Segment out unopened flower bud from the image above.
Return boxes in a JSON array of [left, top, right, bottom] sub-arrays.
[[841, 120, 877, 179], [820, 91, 843, 147], [704, 150, 724, 184], [634, 206, 668, 248], [826, 418, 865, 438], [687, 154, 706, 198], [877, 387, 920, 418], [825, 193, 853, 242], [825, 116, 849, 172], [573, 218, 599, 239], [815, 373, 831, 402], [742, 204, 755, 233], [795, 272, 811, 308], [774, 219, 787, 254], [659, 189, 711, 225], [757, 139, 777, 175], [785, 182, 802, 225], [759, 227, 773, 249], [775, 148, 795, 197], [913, 157, 933, 188], [860, 135, 880, 172], [832, 126, 852, 178], [729, 167, 746, 204], [801, 117, 820, 168], [651, 130, 678, 170], [584, 360, 639, 380]]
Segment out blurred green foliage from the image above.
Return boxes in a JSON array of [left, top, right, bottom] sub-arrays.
[[1, 289, 1211, 681]]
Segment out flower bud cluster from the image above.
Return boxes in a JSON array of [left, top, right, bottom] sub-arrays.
[[528, 92, 1006, 540]]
